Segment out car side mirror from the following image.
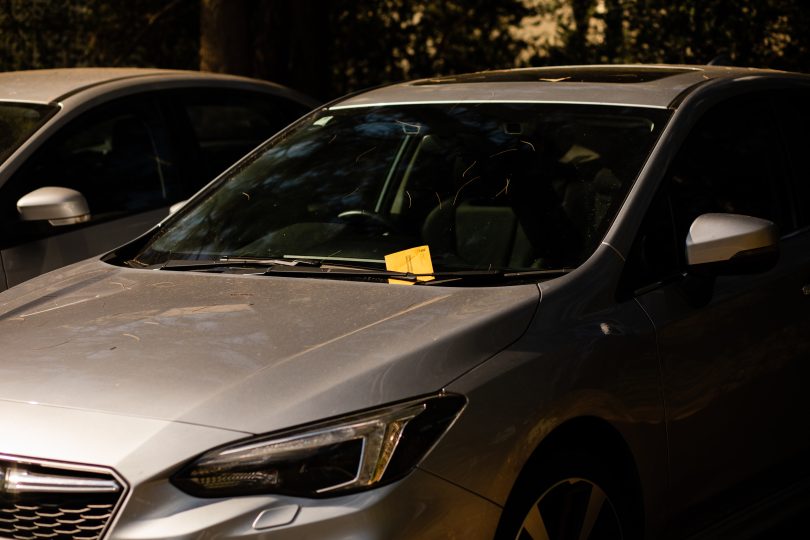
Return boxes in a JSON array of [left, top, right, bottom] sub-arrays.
[[17, 186, 91, 226], [686, 213, 778, 275]]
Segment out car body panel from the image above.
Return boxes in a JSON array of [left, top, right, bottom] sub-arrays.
[[421, 244, 669, 533], [1, 207, 168, 288], [333, 65, 804, 111], [0, 68, 317, 108], [0, 259, 539, 433], [0, 400, 247, 483], [111, 468, 500, 540], [2, 65, 810, 540], [1, 379, 501, 540], [635, 227, 810, 537], [0, 68, 174, 103]]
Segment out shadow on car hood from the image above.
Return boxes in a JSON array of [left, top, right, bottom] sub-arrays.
[[0, 261, 539, 433]]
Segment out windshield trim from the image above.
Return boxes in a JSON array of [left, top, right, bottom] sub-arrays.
[[0, 99, 57, 106], [330, 99, 670, 111]]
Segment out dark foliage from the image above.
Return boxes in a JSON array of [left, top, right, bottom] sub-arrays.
[[0, 1, 808, 100], [0, 0, 199, 70]]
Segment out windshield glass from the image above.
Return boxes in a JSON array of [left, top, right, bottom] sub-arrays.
[[131, 103, 669, 274], [0, 102, 57, 162]]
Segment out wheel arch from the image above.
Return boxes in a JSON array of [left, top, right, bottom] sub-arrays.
[[495, 415, 646, 539]]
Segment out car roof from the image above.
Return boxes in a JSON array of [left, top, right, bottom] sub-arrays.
[[0, 68, 298, 104], [332, 64, 810, 110]]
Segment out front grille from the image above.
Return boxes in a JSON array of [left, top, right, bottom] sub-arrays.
[[0, 456, 125, 540]]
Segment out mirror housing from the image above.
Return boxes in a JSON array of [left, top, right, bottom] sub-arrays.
[[686, 213, 778, 275], [17, 187, 91, 226]]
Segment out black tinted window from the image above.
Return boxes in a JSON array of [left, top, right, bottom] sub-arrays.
[[0, 102, 57, 162], [619, 188, 680, 297], [772, 89, 810, 229], [667, 93, 793, 244], [132, 103, 669, 273], [622, 92, 794, 296], [173, 90, 311, 182], [0, 97, 176, 248]]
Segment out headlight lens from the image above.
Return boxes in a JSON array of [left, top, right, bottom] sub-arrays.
[[172, 394, 465, 498]]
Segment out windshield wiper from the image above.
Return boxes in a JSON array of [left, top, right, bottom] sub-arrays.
[[155, 257, 418, 278], [154, 257, 571, 285], [261, 266, 572, 285], [155, 257, 322, 271], [415, 268, 573, 286]]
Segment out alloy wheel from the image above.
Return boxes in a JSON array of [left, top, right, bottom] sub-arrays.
[[515, 477, 623, 540]]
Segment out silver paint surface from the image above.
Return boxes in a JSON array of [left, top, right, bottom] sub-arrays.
[[2, 65, 810, 539], [0, 260, 539, 433]]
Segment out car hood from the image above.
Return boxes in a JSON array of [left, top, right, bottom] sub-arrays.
[[0, 261, 539, 434]]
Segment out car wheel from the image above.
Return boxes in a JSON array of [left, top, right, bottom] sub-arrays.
[[495, 451, 638, 540]]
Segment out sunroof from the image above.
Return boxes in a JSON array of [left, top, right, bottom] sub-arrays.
[[412, 67, 696, 85]]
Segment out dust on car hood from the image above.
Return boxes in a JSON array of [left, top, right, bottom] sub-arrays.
[[0, 261, 539, 434]]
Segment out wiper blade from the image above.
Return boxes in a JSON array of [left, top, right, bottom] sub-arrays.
[[156, 257, 419, 279], [260, 265, 421, 281], [259, 267, 571, 285], [416, 268, 573, 286], [154, 258, 571, 285], [157, 257, 322, 271]]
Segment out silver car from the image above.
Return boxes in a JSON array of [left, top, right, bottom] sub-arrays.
[[0, 68, 317, 290], [1, 65, 809, 540]]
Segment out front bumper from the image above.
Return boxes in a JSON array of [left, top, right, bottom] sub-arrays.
[[111, 468, 500, 539], [1, 401, 500, 539]]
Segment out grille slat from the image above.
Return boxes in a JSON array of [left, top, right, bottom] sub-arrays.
[[0, 501, 117, 540], [0, 457, 124, 540]]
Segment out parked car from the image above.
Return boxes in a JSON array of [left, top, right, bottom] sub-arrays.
[[1, 64, 809, 540], [0, 68, 318, 290]]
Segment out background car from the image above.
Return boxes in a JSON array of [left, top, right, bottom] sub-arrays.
[[0, 68, 318, 290], [0, 65, 809, 540]]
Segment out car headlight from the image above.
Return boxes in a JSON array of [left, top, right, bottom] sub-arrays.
[[172, 394, 465, 498]]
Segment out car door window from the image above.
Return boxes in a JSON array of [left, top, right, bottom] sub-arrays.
[[0, 103, 57, 163], [0, 97, 177, 249], [667, 93, 794, 241], [620, 92, 795, 296], [162, 90, 311, 188], [618, 187, 680, 297], [772, 89, 810, 229]]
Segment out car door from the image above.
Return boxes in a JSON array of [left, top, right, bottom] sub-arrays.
[[0, 95, 180, 289], [626, 91, 810, 535]]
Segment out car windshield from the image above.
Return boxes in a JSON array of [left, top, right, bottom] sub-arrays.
[[0, 102, 57, 162], [131, 102, 669, 276]]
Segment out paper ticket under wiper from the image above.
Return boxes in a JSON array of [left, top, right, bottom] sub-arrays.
[[384, 246, 435, 285]]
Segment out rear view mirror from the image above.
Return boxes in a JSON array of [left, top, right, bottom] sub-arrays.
[[17, 186, 91, 226], [686, 213, 778, 274], [169, 199, 187, 214]]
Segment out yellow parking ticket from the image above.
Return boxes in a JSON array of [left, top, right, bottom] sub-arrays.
[[384, 245, 435, 285]]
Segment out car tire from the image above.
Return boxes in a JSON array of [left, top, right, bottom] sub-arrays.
[[494, 448, 641, 540]]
